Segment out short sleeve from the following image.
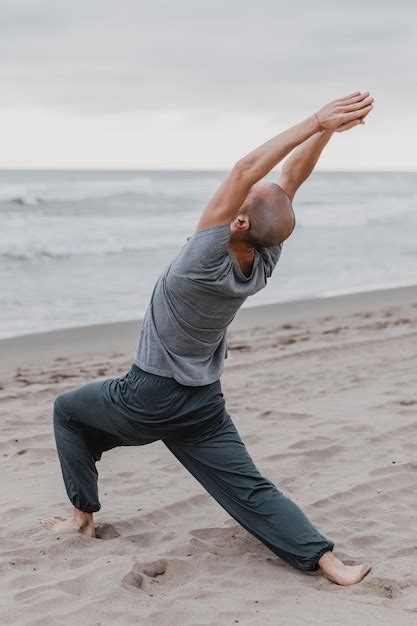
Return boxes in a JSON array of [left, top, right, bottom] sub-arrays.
[[183, 223, 231, 268], [258, 243, 283, 278]]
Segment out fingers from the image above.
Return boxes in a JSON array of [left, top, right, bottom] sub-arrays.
[[343, 103, 373, 122], [360, 107, 372, 120], [337, 91, 361, 102], [336, 119, 363, 132], [340, 95, 374, 112], [340, 92, 370, 106], [338, 91, 369, 103], [335, 92, 374, 132], [336, 108, 371, 132]]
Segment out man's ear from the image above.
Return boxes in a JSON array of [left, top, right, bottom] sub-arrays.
[[233, 214, 250, 231]]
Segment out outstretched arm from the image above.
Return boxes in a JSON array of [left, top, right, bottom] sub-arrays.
[[278, 130, 334, 203], [197, 91, 373, 231], [278, 92, 372, 202]]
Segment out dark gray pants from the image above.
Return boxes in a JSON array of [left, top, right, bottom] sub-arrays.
[[53, 364, 334, 571]]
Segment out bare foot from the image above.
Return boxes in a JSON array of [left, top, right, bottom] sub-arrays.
[[319, 551, 372, 586], [41, 508, 95, 538]]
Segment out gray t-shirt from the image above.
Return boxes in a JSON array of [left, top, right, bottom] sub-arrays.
[[134, 223, 282, 386]]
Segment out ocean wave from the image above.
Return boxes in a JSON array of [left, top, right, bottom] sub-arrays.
[[9, 196, 42, 207], [0, 175, 155, 206], [0, 172, 223, 207], [0, 242, 178, 263]]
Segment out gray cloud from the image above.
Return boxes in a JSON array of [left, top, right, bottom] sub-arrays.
[[0, 0, 415, 116]]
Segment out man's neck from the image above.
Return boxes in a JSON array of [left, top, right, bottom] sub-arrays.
[[228, 241, 256, 277], [228, 239, 255, 256]]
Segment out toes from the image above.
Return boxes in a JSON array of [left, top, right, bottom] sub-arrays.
[[323, 562, 372, 586], [361, 564, 372, 579], [41, 516, 65, 529], [349, 564, 372, 585], [42, 520, 53, 529], [45, 519, 57, 527]]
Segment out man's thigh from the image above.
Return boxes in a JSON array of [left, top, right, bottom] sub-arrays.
[[165, 412, 267, 484], [55, 377, 157, 446]]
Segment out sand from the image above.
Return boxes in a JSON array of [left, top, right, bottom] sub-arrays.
[[1, 286, 417, 625]]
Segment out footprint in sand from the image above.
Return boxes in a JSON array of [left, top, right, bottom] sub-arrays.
[[362, 576, 407, 600], [123, 558, 195, 591], [124, 530, 159, 547], [189, 527, 225, 541], [259, 410, 312, 422], [188, 525, 265, 558], [95, 523, 121, 540], [123, 559, 167, 589]]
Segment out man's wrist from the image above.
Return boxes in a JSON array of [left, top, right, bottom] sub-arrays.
[[313, 112, 321, 131], [303, 113, 322, 136]]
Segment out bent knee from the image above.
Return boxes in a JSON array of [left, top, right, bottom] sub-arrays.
[[53, 392, 74, 424]]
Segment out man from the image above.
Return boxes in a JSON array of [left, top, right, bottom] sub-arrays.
[[43, 91, 373, 586]]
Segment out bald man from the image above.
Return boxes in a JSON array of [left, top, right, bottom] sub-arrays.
[[43, 92, 373, 586]]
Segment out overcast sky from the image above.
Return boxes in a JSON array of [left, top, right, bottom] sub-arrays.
[[1, 1, 416, 170]]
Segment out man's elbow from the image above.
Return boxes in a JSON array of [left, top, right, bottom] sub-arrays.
[[232, 156, 259, 184]]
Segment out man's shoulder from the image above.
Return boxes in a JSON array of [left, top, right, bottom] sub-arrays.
[[186, 223, 231, 257], [257, 243, 283, 276], [172, 223, 231, 274]]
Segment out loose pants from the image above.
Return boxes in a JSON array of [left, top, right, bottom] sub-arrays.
[[53, 364, 334, 571]]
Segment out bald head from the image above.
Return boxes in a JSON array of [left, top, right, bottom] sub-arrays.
[[233, 183, 295, 248]]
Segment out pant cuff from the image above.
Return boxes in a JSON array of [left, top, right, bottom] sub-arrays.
[[70, 499, 101, 514], [311, 541, 335, 571]]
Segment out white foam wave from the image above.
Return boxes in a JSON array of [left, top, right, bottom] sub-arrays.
[[0, 243, 171, 262], [0, 175, 154, 205], [0, 171, 224, 206]]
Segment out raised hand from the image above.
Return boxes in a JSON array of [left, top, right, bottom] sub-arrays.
[[315, 92, 374, 132], [198, 92, 374, 231]]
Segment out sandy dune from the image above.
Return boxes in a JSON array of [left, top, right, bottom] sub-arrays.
[[1, 287, 417, 625]]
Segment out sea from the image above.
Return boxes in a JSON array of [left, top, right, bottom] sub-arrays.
[[0, 169, 416, 339]]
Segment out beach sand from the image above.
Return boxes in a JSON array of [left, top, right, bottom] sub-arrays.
[[1, 286, 417, 625]]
